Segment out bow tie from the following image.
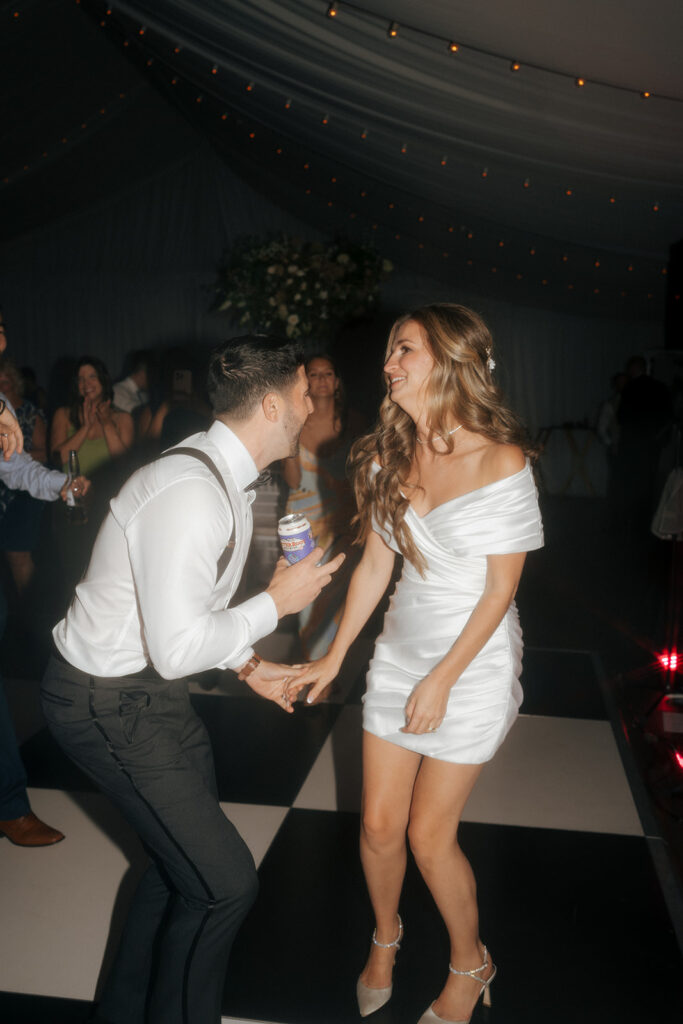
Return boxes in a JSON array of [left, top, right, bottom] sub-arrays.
[[244, 470, 272, 493]]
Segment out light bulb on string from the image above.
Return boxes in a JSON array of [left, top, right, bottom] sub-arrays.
[[511, 61, 521, 71], [448, 42, 459, 53], [326, 3, 338, 17], [387, 21, 399, 38], [575, 77, 585, 87]]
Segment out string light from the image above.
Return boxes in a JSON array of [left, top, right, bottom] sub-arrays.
[[315, 3, 676, 101], [284, 97, 292, 109], [523, 177, 530, 189], [440, 155, 447, 166], [246, 81, 255, 91], [481, 167, 488, 178]]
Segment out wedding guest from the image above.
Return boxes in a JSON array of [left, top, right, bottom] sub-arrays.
[[0, 395, 89, 848], [282, 354, 364, 659], [112, 349, 151, 415], [0, 356, 49, 594], [50, 356, 134, 474]]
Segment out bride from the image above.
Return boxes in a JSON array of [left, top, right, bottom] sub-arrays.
[[290, 304, 543, 1024]]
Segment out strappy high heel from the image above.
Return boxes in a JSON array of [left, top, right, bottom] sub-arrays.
[[356, 914, 403, 1017], [416, 946, 496, 1024]]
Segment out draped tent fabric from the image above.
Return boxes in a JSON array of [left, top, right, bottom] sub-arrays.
[[0, 143, 656, 432], [98, 0, 683, 317], [0, 0, 678, 431]]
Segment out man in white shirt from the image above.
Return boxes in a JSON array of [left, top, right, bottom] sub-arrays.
[[41, 335, 344, 1024], [112, 350, 150, 415]]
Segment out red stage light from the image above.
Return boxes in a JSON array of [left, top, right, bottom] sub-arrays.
[[674, 750, 683, 770], [659, 650, 679, 671]]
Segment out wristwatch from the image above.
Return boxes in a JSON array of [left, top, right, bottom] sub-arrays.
[[238, 653, 262, 679]]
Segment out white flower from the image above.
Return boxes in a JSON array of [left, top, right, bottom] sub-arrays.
[[267, 265, 277, 274], [294, 293, 301, 301], [278, 304, 288, 318], [288, 263, 298, 273], [337, 253, 350, 264], [382, 259, 394, 273], [268, 297, 277, 306], [319, 290, 328, 299], [305, 299, 313, 306], [287, 314, 299, 326]]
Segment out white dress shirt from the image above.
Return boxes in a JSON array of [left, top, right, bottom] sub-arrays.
[[112, 376, 148, 414], [0, 392, 66, 501], [54, 420, 278, 679]]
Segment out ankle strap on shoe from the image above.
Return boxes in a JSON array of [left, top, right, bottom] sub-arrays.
[[371, 914, 403, 950], [448, 945, 488, 978]]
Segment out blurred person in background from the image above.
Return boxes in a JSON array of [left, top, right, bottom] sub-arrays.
[[282, 354, 364, 660]]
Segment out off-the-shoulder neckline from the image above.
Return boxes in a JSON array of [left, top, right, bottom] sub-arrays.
[[402, 461, 531, 520]]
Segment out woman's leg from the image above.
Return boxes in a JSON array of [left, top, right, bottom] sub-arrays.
[[408, 758, 493, 1022], [359, 731, 421, 988]]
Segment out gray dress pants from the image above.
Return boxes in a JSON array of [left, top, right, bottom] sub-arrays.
[[41, 654, 258, 1024]]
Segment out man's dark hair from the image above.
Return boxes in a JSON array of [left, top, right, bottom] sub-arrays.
[[207, 335, 304, 419]]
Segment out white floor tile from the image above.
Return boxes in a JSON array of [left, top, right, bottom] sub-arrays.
[[294, 710, 643, 836], [0, 790, 288, 1000], [464, 715, 644, 835]]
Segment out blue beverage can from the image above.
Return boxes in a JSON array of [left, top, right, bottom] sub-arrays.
[[278, 513, 315, 564]]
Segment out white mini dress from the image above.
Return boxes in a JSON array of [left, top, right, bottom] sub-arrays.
[[363, 461, 544, 764]]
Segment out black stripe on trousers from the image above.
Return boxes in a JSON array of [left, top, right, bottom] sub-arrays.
[[87, 677, 216, 1024]]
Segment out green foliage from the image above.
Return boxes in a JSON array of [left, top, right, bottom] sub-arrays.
[[215, 235, 393, 339]]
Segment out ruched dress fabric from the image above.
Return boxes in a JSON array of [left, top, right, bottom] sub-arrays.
[[364, 462, 544, 764]]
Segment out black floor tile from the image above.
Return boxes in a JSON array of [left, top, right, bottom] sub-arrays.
[[20, 727, 96, 791], [19, 693, 340, 804], [224, 809, 682, 1024], [190, 693, 342, 804], [521, 648, 607, 720], [0, 992, 92, 1023]]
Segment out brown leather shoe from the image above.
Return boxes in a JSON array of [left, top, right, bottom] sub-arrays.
[[0, 812, 65, 846]]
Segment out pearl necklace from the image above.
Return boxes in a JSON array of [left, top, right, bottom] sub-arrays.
[[415, 424, 463, 446]]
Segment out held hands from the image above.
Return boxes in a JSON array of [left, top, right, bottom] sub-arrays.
[[59, 475, 91, 502], [285, 654, 342, 705], [238, 658, 304, 715], [0, 403, 24, 460], [266, 547, 346, 619], [401, 673, 451, 735]]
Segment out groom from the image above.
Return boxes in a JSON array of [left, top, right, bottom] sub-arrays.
[[41, 335, 344, 1024]]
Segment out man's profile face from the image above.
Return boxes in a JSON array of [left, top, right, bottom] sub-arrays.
[[281, 364, 313, 457]]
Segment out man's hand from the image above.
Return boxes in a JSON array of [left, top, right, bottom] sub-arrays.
[[0, 403, 24, 461], [238, 658, 304, 714], [59, 475, 91, 502], [266, 548, 346, 618]]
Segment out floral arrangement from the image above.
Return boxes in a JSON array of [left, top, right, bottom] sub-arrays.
[[215, 235, 393, 340]]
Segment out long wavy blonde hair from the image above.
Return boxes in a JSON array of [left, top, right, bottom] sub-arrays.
[[349, 303, 535, 573]]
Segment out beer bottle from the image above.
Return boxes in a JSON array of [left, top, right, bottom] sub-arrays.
[[65, 450, 87, 524]]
